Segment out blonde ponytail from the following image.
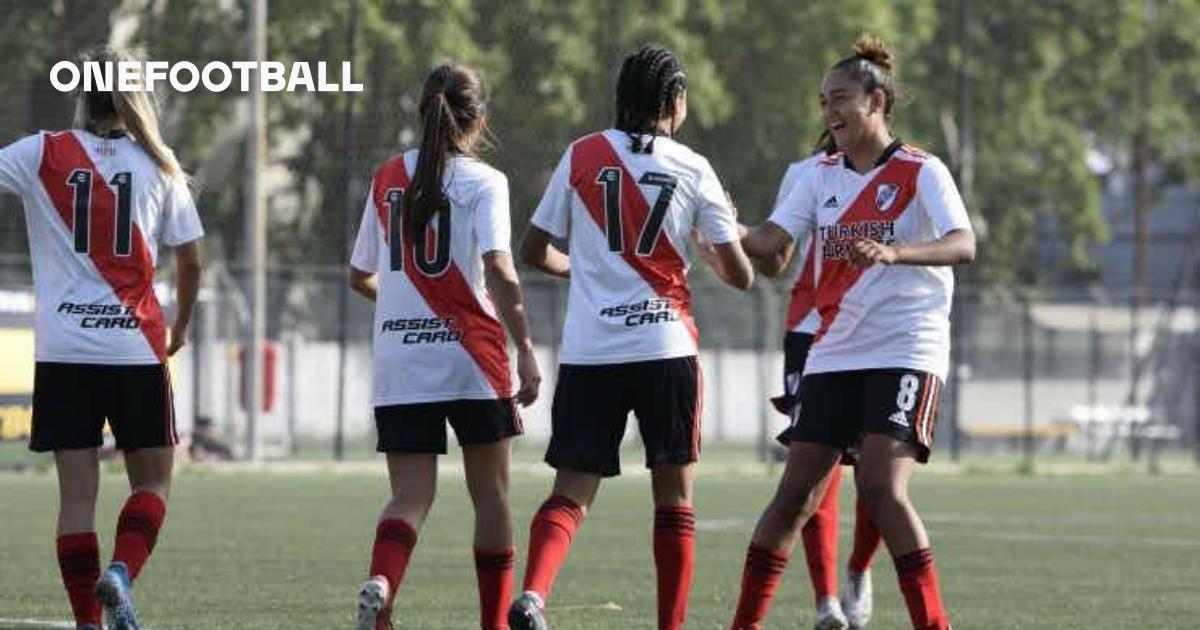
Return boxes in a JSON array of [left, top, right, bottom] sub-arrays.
[[74, 48, 185, 180]]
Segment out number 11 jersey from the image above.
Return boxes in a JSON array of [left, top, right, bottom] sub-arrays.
[[0, 131, 203, 365], [351, 150, 514, 406], [531, 130, 739, 365]]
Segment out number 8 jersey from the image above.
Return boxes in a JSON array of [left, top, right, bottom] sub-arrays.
[[531, 130, 739, 365], [0, 131, 203, 364], [351, 150, 513, 406]]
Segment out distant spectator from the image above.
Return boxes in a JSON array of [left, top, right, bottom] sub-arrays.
[[188, 416, 233, 462]]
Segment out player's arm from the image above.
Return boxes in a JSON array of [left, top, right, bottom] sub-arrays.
[[740, 221, 796, 277], [851, 159, 976, 268], [349, 267, 378, 302], [694, 232, 754, 290], [484, 251, 541, 406], [519, 225, 570, 279], [166, 240, 202, 357], [850, 228, 975, 267]]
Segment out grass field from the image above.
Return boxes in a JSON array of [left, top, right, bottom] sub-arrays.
[[2, 448, 1199, 630]]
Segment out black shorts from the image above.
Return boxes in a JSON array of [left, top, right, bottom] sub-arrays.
[[771, 333, 813, 444], [29, 362, 177, 452], [545, 356, 701, 477], [375, 398, 522, 454], [780, 368, 944, 463]]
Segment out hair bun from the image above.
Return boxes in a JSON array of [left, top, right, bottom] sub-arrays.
[[853, 34, 893, 72]]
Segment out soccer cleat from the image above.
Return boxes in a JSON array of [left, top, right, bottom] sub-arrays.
[[96, 562, 140, 630], [507, 591, 549, 630], [841, 570, 873, 629], [357, 576, 390, 630], [813, 595, 849, 630]]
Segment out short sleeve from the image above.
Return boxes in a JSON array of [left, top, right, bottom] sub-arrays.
[[766, 164, 818, 240], [474, 172, 512, 255], [0, 134, 42, 196], [773, 162, 806, 207], [529, 148, 572, 239], [350, 197, 380, 273], [917, 158, 972, 237], [159, 176, 204, 246], [693, 158, 739, 245]]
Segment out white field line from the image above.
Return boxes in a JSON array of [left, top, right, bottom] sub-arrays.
[[553, 601, 624, 612], [0, 619, 177, 630]]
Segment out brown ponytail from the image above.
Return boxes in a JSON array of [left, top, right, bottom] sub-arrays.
[[404, 62, 488, 237], [831, 34, 897, 118]]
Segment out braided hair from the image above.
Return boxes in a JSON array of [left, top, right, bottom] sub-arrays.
[[614, 46, 687, 154], [830, 34, 896, 118]]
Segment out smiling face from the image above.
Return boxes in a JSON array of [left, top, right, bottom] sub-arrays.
[[820, 68, 887, 152]]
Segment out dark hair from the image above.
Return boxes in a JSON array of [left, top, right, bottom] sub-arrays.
[[813, 129, 837, 155], [614, 46, 687, 154], [405, 62, 487, 236], [830, 34, 896, 118]]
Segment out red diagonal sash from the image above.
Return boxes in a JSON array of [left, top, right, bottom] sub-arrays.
[[371, 156, 511, 397], [813, 158, 922, 342], [38, 132, 167, 361], [569, 133, 698, 342]]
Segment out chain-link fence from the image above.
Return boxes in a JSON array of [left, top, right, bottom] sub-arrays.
[[9, 255, 1193, 464]]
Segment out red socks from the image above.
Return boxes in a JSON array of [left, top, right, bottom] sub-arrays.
[[369, 519, 419, 615], [729, 544, 790, 630], [57, 532, 101, 627], [848, 495, 882, 574], [112, 491, 167, 581], [522, 495, 585, 599], [653, 506, 696, 630], [895, 548, 950, 630], [801, 466, 840, 604], [475, 547, 515, 630]]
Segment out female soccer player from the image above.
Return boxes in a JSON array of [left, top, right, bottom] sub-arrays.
[[0, 49, 203, 630], [763, 130, 883, 630], [730, 36, 975, 630], [508, 46, 754, 630], [348, 61, 541, 630]]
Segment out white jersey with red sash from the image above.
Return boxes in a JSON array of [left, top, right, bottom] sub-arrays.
[[0, 130, 203, 364], [768, 143, 971, 378], [773, 155, 825, 335], [351, 150, 513, 405], [531, 129, 740, 365]]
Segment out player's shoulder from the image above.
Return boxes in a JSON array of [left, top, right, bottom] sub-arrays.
[[372, 149, 414, 182], [787, 152, 834, 175], [453, 154, 507, 184], [1, 132, 46, 164], [895, 143, 937, 164]]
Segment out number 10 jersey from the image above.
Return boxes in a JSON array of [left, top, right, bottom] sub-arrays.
[[351, 150, 514, 406], [531, 130, 739, 365]]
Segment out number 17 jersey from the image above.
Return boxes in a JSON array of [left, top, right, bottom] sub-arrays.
[[531, 130, 740, 365], [351, 150, 514, 406]]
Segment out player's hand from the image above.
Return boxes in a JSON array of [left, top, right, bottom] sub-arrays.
[[166, 325, 188, 357], [850, 238, 898, 267], [515, 346, 541, 406]]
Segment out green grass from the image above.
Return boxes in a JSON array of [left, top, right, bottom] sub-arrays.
[[1, 456, 1198, 629]]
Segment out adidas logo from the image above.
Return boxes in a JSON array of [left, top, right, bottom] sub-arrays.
[[822, 195, 839, 208], [888, 410, 910, 428]]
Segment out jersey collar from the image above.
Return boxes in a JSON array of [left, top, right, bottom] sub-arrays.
[[843, 138, 903, 172]]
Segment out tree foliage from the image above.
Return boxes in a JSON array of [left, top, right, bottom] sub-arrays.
[[3, 0, 1197, 288]]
